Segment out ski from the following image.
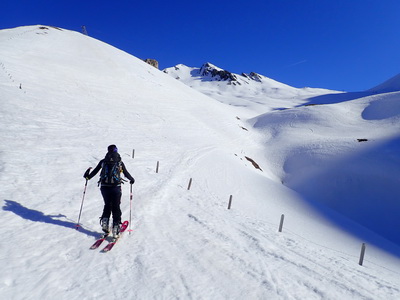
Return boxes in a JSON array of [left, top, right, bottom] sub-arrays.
[[101, 220, 129, 253], [90, 233, 109, 250]]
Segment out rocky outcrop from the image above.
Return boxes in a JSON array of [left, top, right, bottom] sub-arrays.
[[199, 62, 238, 82], [144, 59, 159, 69], [242, 72, 263, 82], [164, 62, 270, 87], [197, 63, 266, 86]]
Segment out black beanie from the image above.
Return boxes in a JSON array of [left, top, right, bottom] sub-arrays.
[[107, 145, 118, 153]]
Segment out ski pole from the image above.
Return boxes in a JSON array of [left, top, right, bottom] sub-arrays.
[[128, 183, 133, 235], [75, 178, 89, 230]]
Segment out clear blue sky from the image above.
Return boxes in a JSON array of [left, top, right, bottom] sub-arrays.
[[2, 0, 400, 91]]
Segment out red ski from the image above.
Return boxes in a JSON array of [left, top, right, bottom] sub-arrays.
[[90, 233, 109, 250], [101, 220, 129, 253]]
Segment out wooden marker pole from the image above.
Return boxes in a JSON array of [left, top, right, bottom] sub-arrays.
[[187, 178, 193, 190], [227, 195, 233, 209], [278, 214, 285, 232], [359, 243, 366, 266]]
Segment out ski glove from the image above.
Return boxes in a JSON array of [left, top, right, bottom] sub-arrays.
[[130, 179, 135, 185], [83, 167, 92, 180]]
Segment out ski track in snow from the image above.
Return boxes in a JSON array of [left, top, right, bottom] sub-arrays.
[[72, 148, 398, 300]]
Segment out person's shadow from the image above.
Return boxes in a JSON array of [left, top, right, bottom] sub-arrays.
[[3, 200, 98, 238]]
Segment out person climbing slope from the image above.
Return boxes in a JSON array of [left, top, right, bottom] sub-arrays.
[[83, 145, 135, 237]]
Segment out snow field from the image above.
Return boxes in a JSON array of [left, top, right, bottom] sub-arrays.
[[1, 25, 399, 300]]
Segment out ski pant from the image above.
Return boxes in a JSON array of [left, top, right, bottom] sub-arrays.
[[100, 185, 122, 225]]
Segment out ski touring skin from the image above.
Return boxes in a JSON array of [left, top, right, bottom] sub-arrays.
[[101, 220, 129, 253]]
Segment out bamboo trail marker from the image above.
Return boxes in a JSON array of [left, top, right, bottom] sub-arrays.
[[278, 214, 285, 232]]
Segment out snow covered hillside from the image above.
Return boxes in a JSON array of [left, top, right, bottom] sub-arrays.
[[1, 25, 400, 299], [163, 62, 342, 118], [164, 62, 400, 248], [369, 72, 400, 94]]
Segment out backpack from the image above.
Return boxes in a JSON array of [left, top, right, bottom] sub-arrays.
[[99, 155, 123, 185]]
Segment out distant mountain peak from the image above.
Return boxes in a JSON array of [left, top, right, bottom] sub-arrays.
[[197, 63, 267, 84], [163, 62, 301, 91], [199, 62, 238, 82]]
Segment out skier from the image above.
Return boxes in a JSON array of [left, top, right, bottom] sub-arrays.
[[83, 145, 135, 237]]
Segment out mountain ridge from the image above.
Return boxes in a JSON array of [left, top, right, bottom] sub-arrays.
[[369, 72, 400, 93]]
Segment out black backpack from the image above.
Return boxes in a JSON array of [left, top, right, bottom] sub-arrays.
[[99, 153, 123, 185]]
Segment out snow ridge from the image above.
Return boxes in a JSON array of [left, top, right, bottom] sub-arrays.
[[369, 73, 400, 93]]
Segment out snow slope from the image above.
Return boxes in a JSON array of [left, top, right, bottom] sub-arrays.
[[249, 93, 400, 248], [1, 25, 400, 300], [369, 73, 400, 93], [164, 61, 400, 248]]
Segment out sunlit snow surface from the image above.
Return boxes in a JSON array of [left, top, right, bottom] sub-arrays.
[[1, 26, 399, 299]]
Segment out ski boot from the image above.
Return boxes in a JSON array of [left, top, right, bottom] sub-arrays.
[[100, 217, 110, 235], [112, 221, 121, 238]]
